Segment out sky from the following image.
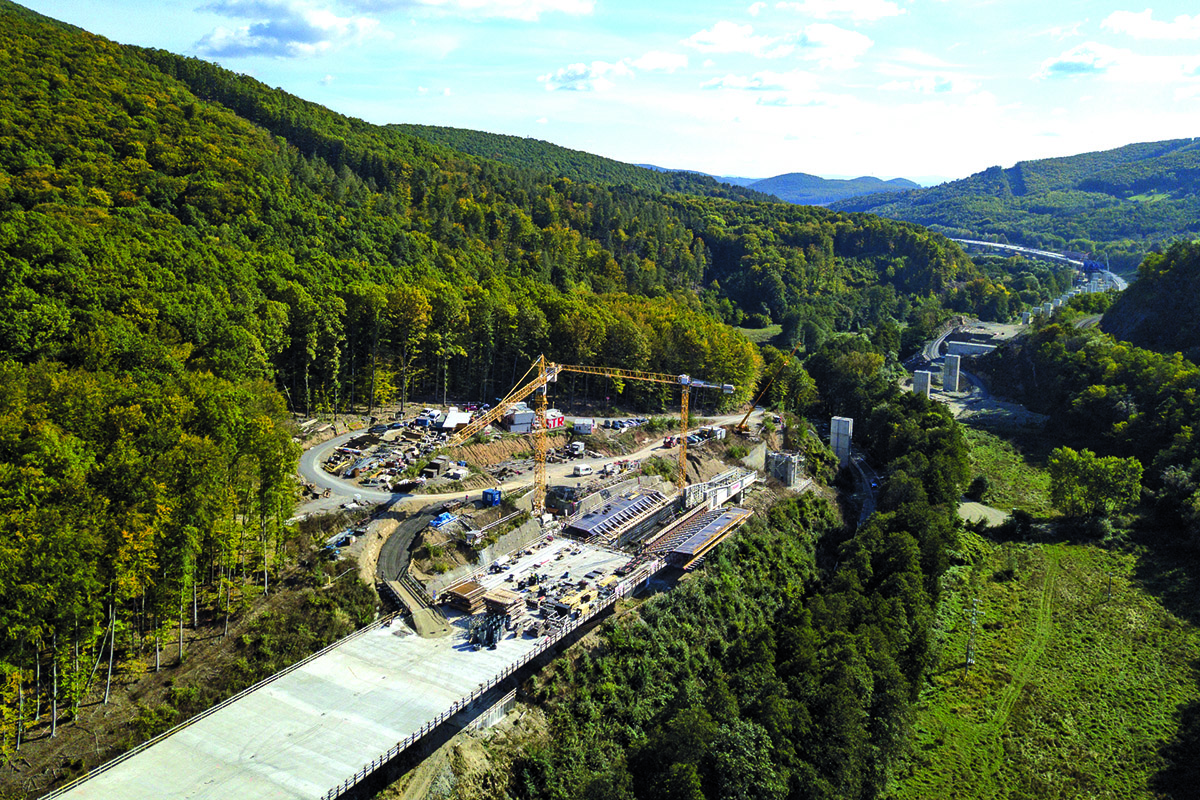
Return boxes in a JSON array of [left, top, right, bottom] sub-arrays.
[[23, 0, 1200, 184]]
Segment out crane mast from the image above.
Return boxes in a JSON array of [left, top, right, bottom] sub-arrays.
[[446, 356, 732, 515]]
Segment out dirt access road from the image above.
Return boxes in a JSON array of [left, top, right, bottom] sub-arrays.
[[295, 410, 763, 518]]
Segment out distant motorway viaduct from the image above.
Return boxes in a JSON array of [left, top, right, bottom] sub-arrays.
[[949, 237, 1128, 291]]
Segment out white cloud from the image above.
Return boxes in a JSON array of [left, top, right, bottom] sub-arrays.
[[443, 87, 452, 95], [536, 116, 549, 124], [197, 0, 380, 58], [537, 51, 688, 92], [683, 21, 794, 58], [1102, 9, 1200, 40], [1036, 21, 1084, 39], [703, 58, 716, 67], [631, 51, 688, 72], [889, 48, 955, 69], [775, 0, 904, 22], [682, 20, 872, 67], [879, 75, 979, 94], [748, 2, 767, 16], [702, 69, 817, 91], [538, 60, 634, 91], [1037, 42, 1122, 77], [796, 24, 873, 69], [701, 69, 827, 106], [348, 0, 593, 21], [321, 73, 335, 84], [1037, 41, 1200, 82]]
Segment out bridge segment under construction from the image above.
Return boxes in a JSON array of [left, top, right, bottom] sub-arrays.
[[45, 470, 759, 800]]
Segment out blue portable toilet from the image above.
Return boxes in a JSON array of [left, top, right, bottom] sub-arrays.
[[483, 488, 502, 507]]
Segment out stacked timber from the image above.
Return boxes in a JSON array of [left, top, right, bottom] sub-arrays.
[[445, 581, 486, 614], [483, 588, 525, 622]]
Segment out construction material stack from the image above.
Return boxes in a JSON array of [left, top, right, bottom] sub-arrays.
[[483, 588, 526, 626], [445, 581, 487, 614]]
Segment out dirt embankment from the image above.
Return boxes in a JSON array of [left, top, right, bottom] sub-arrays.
[[451, 433, 568, 466], [377, 706, 550, 800]]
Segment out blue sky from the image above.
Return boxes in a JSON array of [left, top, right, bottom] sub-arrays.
[[25, 0, 1200, 184]]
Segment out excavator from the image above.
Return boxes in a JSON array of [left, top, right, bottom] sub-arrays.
[[735, 337, 803, 434]]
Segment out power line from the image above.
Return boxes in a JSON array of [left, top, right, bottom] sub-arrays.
[[964, 597, 980, 675]]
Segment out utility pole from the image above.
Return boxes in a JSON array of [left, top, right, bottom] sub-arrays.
[[1107, 571, 1113, 601], [964, 598, 980, 675]]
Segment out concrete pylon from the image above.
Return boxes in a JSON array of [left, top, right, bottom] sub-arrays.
[[944, 354, 961, 393], [830, 416, 853, 467], [913, 370, 932, 398]]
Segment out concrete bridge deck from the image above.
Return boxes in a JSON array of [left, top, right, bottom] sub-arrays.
[[47, 540, 633, 800]]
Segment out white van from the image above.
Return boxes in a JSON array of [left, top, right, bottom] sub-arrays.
[[572, 464, 594, 477]]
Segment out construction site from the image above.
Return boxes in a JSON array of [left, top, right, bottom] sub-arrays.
[[48, 356, 808, 800], [375, 358, 771, 644]]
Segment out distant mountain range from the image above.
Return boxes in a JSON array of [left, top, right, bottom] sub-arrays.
[[741, 173, 922, 205], [638, 164, 921, 204], [829, 137, 1200, 272]]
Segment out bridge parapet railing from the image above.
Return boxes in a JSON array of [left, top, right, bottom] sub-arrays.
[[42, 612, 402, 800], [319, 580, 643, 799]]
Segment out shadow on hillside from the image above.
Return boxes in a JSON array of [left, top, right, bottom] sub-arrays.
[[1129, 525, 1200, 627], [1127, 524, 1200, 798], [1153, 689, 1200, 799]]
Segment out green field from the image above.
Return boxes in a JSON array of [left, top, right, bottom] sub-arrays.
[[964, 427, 1055, 516], [735, 323, 783, 343], [889, 536, 1200, 799], [1128, 190, 1169, 203]]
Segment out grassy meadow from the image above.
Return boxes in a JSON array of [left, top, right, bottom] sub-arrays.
[[963, 427, 1055, 517], [890, 531, 1200, 800]]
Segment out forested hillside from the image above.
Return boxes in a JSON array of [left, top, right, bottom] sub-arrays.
[[1100, 241, 1200, 360], [0, 0, 1072, 779], [983, 321, 1200, 511], [832, 138, 1200, 271], [392, 124, 773, 202]]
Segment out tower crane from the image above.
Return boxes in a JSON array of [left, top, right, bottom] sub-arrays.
[[555, 363, 733, 491], [445, 355, 562, 514], [445, 356, 734, 516]]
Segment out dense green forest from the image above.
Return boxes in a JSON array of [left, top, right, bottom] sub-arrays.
[[832, 138, 1200, 272], [392, 124, 774, 202], [1100, 241, 1200, 360], [0, 0, 1073, 779]]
